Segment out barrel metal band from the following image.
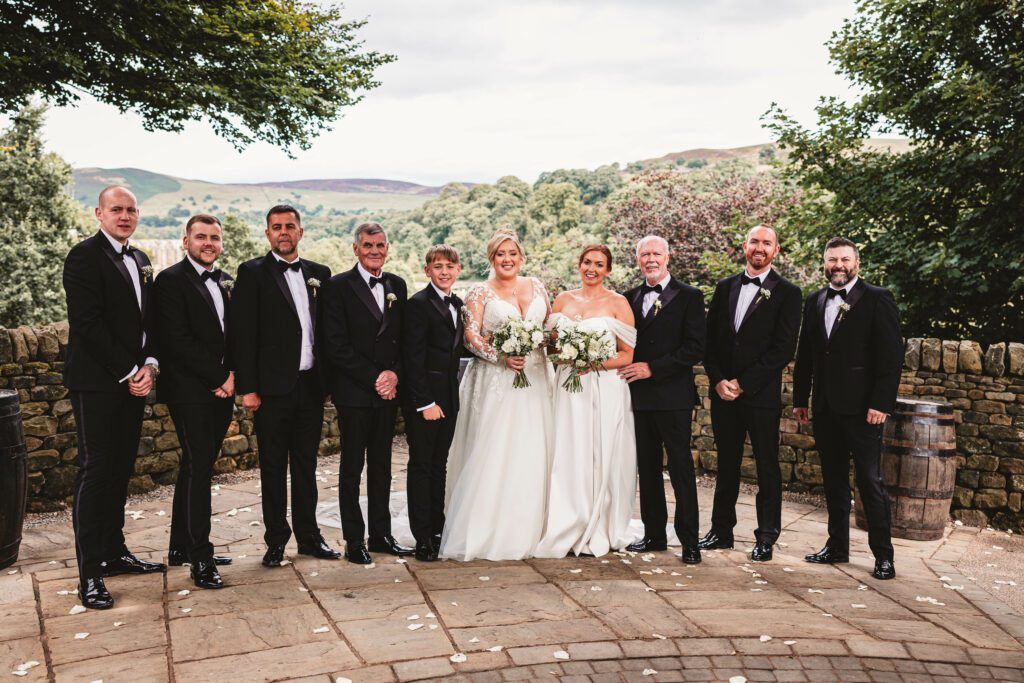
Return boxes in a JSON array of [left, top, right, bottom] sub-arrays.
[[883, 444, 958, 458], [885, 484, 956, 498], [892, 415, 953, 425]]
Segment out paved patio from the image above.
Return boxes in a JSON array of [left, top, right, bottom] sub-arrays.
[[4, 442, 1024, 682]]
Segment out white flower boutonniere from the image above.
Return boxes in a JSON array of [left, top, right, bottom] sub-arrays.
[[306, 277, 320, 299], [760, 287, 771, 301], [219, 279, 234, 299], [386, 293, 397, 310], [140, 265, 154, 283], [653, 299, 662, 316], [837, 301, 851, 322]]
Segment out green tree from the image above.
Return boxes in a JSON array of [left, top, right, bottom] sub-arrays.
[[0, 103, 87, 327], [1, 1, 394, 152], [534, 165, 623, 204], [219, 213, 263, 277], [765, 0, 1024, 340]]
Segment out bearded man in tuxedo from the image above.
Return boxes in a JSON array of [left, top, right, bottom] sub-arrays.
[[154, 214, 235, 588], [63, 185, 166, 609], [231, 205, 339, 567], [793, 237, 902, 580], [699, 225, 801, 562], [620, 235, 706, 564]]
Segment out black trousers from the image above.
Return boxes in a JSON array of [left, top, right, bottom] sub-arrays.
[[813, 404, 894, 561], [253, 371, 324, 547], [404, 407, 457, 545], [337, 404, 398, 543], [634, 409, 699, 548], [70, 389, 145, 582], [709, 398, 783, 544], [168, 399, 233, 562]]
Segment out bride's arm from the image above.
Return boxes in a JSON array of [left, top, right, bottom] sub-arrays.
[[463, 286, 500, 363]]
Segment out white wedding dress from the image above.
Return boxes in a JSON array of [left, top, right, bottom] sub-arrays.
[[440, 280, 555, 561], [534, 314, 638, 558]]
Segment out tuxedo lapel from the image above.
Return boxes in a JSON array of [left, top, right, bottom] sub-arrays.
[[182, 258, 220, 326], [637, 279, 680, 331], [737, 269, 780, 331], [727, 274, 742, 331], [129, 250, 149, 318], [265, 254, 299, 321], [829, 278, 866, 342], [816, 287, 829, 344], [299, 260, 317, 333], [378, 276, 394, 338], [99, 235, 138, 314], [347, 266, 383, 324], [428, 286, 456, 333]]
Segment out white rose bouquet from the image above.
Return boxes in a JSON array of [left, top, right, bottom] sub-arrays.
[[491, 315, 546, 388], [551, 317, 617, 393]]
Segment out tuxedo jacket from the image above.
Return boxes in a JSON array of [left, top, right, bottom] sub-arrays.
[[230, 253, 331, 397], [401, 286, 466, 416], [704, 269, 802, 409], [153, 258, 233, 405], [793, 279, 903, 415], [624, 277, 706, 412], [62, 231, 156, 392], [321, 265, 407, 408]]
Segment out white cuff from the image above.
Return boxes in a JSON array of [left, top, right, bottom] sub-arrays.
[[120, 365, 139, 383], [144, 357, 158, 368], [417, 402, 437, 412]]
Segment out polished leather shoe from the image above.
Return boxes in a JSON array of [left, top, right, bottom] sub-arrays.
[[697, 530, 734, 550], [262, 544, 286, 567], [345, 543, 373, 565], [751, 542, 773, 562], [369, 535, 414, 556], [872, 559, 896, 580], [168, 550, 232, 567], [681, 546, 702, 564], [191, 559, 225, 589], [102, 553, 166, 576], [297, 535, 342, 560], [804, 546, 849, 564], [80, 577, 113, 610], [414, 540, 436, 562], [626, 537, 668, 552]]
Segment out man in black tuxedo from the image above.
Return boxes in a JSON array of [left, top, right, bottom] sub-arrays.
[[793, 237, 902, 580], [620, 235, 706, 564], [402, 245, 465, 561], [63, 185, 166, 609], [699, 225, 801, 562], [231, 205, 339, 567], [322, 222, 412, 564], [154, 214, 235, 589]]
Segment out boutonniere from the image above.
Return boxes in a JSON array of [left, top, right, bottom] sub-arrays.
[[219, 279, 234, 299], [306, 277, 320, 298], [140, 265, 154, 283], [386, 293, 397, 310], [759, 287, 771, 301], [653, 299, 662, 316], [837, 301, 851, 322]]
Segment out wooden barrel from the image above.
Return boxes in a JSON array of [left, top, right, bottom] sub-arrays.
[[854, 397, 957, 541], [0, 390, 28, 569]]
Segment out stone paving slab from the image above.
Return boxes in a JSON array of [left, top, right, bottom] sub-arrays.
[[5, 446, 1024, 681]]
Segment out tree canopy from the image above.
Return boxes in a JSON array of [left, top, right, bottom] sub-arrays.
[[1, 0, 394, 152], [766, 0, 1024, 341]]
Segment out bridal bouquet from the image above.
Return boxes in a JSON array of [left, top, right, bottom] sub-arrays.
[[551, 317, 617, 393], [492, 316, 546, 388]]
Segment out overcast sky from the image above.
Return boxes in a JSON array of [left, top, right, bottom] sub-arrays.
[[37, 0, 858, 186]]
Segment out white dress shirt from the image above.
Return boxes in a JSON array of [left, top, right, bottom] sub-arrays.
[[101, 229, 157, 381], [417, 283, 457, 413], [187, 254, 225, 331], [641, 273, 672, 317], [824, 276, 858, 338], [357, 262, 385, 312], [734, 269, 768, 331], [273, 253, 314, 371]]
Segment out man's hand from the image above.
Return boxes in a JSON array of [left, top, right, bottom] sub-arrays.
[[242, 392, 261, 412], [214, 371, 235, 399], [715, 379, 742, 401], [618, 362, 652, 383], [128, 365, 154, 397], [375, 370, 399, 398], [867, 408, 888, 425], [423, 405, 445, 421], [504, 356, 526, 371], [794, 407, 809, 424]]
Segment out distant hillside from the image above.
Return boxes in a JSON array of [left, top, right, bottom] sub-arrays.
[[250, 178, 450, 195]]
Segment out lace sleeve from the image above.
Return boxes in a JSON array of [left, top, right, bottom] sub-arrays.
[[531, 277, 552, 322], [462, 285, 499, 363]]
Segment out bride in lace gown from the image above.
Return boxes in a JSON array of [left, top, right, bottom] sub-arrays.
[[534, 245, 638, 558], [440, 230, 555, 561]]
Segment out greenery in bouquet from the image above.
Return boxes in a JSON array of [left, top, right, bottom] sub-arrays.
[[491, 315, 546, 388]]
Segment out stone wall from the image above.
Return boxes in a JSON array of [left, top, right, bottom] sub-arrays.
[[4, 322, 1024, 531]]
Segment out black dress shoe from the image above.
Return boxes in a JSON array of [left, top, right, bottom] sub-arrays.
[[681, 546, 702, 565], [368, 535, 414, 556], [168, 550, 233, 567], [697, 530, 734, 550], [345, 543, 373, 565], [297, 534, 342, 560], [102, 554, 167, 576], [872, 559, 896, 580], [751, 542, 773, 562], [262, 544, 286, 567], [191, 559, 225, 589], [626, 537, 668, 552], [80, 577, 113, 610], [414, 540, 436, 562], [432, 533, 442, 548], [804, 546, 849, 564]]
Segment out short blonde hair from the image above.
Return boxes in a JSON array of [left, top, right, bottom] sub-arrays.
[[425, 244, 460, 265], [486, 229, 526, 264]]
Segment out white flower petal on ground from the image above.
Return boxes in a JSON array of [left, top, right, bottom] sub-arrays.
[[177, 589, 190, 596], [279, 559, 291, 566], [407, 614, 421, 620], [553, 650, 570, 660], [857, 585, 868, 591], [363, 563, 375, 569], [429, 625, 439, 630], [642, 669, 658, 676], [782, 567, 794, 573], [396, 559, 407, 564], [487, 645, 503, 652], [451, 602, 458, 606], [851, 604, 867, 609], [298, 587, 308, 592], [759, 635, 772, 642], [425, 612, 436, 619], [784, 640, 797, 645], [180, 608, 192, 614], [69, 605, 87, 615], [590, 586, 602, 592], [808, 589, 824, 594], [729, 677, 747, 683], [113, 622, 125, 627], [469, 637, 480, 643], [249, 521, 260, 527], [313, 626, 330, 634], [336, 677, 353, 683], [569, 569, 582, 574], [407, 624, 424, 631], [652, 633, 667, 640], [479, 576, 490, 581], [226, 509, 238, 517], [310, 572, 318, 577], [450, 653, 467, 663]]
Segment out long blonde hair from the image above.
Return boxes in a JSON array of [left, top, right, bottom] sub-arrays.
[[486, 229, 526, 265]]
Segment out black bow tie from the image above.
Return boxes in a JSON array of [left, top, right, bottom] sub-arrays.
[[826, 288, 848, 300], [278, 260, 301, 272], [641, 283, 663, 295], [200, 269, 219, 282], [368, 276, 384, 289], [118, 244, 131, 258], [443, 294, 460, 308], [740, 273, 761, 286]]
